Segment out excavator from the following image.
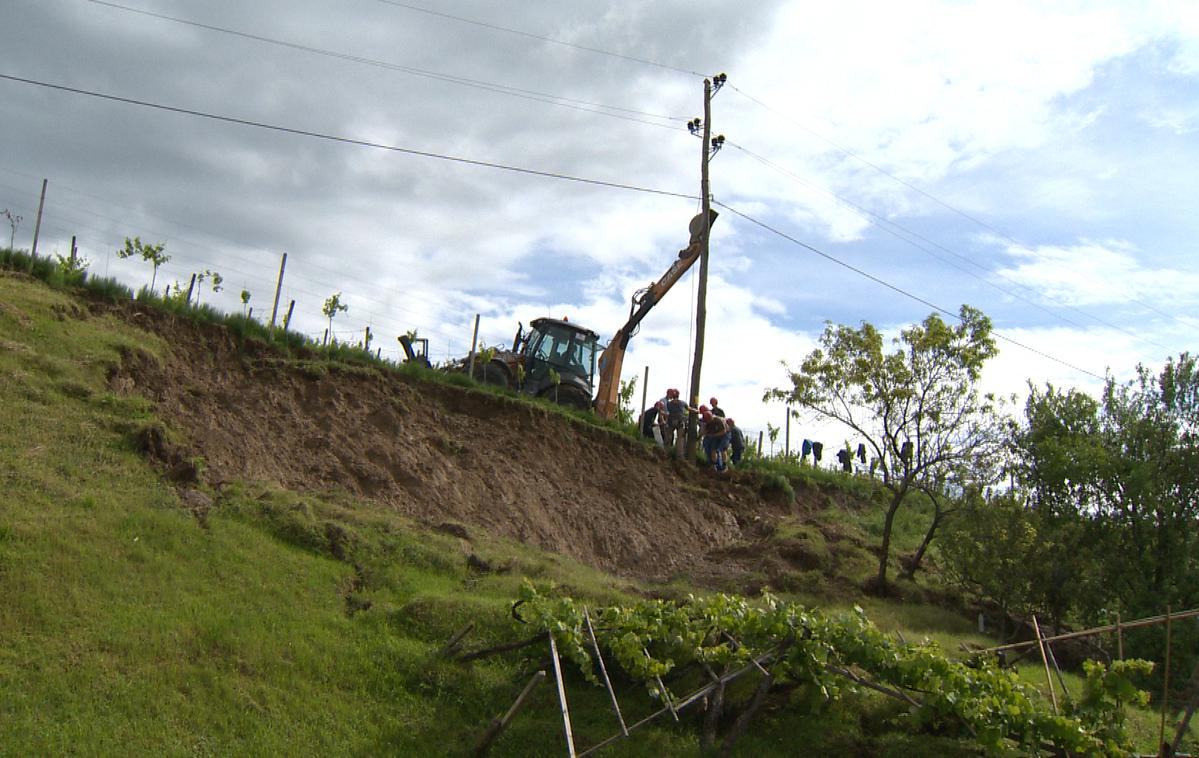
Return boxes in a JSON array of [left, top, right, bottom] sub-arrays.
[[593, 208, 717, 419], [400, 209, 715, 418]]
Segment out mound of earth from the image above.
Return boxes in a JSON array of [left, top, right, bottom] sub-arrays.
[[105, 305, 793, 579]]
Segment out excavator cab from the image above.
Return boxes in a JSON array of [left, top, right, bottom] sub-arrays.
[[518, 317, 598, 409]]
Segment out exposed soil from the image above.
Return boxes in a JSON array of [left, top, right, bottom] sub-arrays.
[[104, 304, 810, 580]]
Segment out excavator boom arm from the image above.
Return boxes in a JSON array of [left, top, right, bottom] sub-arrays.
[[593, 209, 717, 420]]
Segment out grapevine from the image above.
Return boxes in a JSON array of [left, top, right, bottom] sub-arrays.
[[516, 581, 1152, 756]]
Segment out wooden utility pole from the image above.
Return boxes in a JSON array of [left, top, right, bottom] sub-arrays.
[[30, 178, 47, 264], [685, 78, 713, 460]]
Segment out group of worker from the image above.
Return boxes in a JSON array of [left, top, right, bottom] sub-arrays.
[[638, 390, 745, 473]]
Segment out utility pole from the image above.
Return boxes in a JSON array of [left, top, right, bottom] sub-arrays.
[[685, 75, 724, 460]]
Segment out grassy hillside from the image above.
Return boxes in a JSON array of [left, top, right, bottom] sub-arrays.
[[0, 265, 1191, 756]]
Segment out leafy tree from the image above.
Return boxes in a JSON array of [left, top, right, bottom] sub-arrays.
[[766, 305, 1003, 593], [117, 236, 170, 291], [322, 292, 348, 344], [1012, 356, 1199, 627], [240, 288, 251, 316], [766, 422, 780, 457], [55, 251, 89, 278]]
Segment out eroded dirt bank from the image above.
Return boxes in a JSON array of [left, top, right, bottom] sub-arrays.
[[107, 307, 781, 578]]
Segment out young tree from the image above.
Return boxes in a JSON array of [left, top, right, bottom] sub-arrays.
[[117, 236, 170, 291], [766, 305, 1003, 593], [2, 209, 21, 250], [240, 288, 251, 316], [322, 292, 348, 344], [193, 269, 222, 305]]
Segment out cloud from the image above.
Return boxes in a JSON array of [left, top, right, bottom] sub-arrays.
[[993, 238, 1199, 308]]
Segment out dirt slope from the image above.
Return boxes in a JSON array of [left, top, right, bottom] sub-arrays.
[[106, 306, 774, 578]]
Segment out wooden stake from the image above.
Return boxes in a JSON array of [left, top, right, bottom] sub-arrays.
[[1032, 616, 1058, 714], [584, 608, 627, 736], [1160, 605, 1172, 757], [640, 365, 649, 419], [1170, 659, 1199, 757], [467, 314, 481, 377], [472, 670, 547, 757], [438, 621, 475, 658], [547, 634, 577, 758], [269, 252, 287, 328], [185, 273, 196, 305], [1117, 611, 1124, 660], [283, 299, 295, 331]]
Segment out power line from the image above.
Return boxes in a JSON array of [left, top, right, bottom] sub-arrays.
[[86, 0, 687, 130], [712, 199, 1108, 381], [0, 73, 699, 202], [726, 140, 1172, 353], [728, 83, 1193, 326], [370, 0, 706, 78]]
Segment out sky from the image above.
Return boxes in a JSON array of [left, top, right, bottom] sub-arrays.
[[2, 0, 1197, 451]]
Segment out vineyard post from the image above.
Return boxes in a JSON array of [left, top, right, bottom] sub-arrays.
[[1116, 611, 1123, 660], [283, 299, 295, 331], [185, 273, 196, 305], [585, 608, 628, 737], [467, 314, 481, 377], [247, 307, 253, 320], [640, 366, 649, 419], [29, 178, 47, 266], [270, 252, 287, 328], [1170, 659, 1199, 756], [473, 670, 547, 757], [1032, 616, 1058, 714], [69, 235, 77, 267], [757, 431, 763, 457], [1159, 604, 1172, 755], [547, 634, 578, 757], [784, 406, 791, 458]]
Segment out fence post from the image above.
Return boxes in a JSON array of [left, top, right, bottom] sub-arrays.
[[467, 314, 481, 376], [29, 179, 47, 264], [640, 366, 649, 418], [269, 252, 287, 328], [784, 406, 791, 458], [69, 235, 77, 267], [283, 299, 295, 331], [185, 273, 196, 304]]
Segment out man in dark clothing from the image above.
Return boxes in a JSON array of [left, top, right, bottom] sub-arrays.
[[664, 388, 685, 451], [709, 397, 726, 418], [811, 441, 824, 464], [700, 407, 730, 472], [639, 401, 665, 441], [726, 418, 745, 465]]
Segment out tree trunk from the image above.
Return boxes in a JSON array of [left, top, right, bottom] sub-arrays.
[[874, 490, 904, 594], [902, 504, 947, 579]]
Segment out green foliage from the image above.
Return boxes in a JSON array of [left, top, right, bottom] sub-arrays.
[[765, 305, 1005, 591], [517, 582, 1152, 756], [116, 236, 170, 290], [616, 374, 638, 427]]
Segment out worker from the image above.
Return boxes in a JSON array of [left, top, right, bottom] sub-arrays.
[[699, 406, 730, 473], [726, 418, 745, 465], [639, 401, 664, 441], [709, 396, 726, 418], [666, 389, 687, 446]]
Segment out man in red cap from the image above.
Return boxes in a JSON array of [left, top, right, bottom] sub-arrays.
[[700, 405, 730, 472]]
